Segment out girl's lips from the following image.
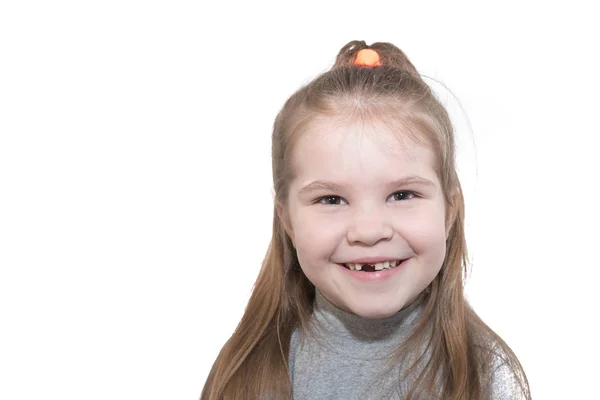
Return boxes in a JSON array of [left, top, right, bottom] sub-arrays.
[[341, 259, 403, 270], [336, 259, 407, 282], [342, 257, 403, 264]]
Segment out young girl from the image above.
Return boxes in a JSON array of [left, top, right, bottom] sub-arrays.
[[201, 40, 531, 400]]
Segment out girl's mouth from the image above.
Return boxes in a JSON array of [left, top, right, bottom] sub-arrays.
[[340, 259, 405, 272]]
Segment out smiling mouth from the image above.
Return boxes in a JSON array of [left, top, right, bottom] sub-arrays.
[[341, 260, 405, 272]]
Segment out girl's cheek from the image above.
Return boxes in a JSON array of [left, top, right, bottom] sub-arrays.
[[394, 211, 447, 244], [296, 214, 344, 237]]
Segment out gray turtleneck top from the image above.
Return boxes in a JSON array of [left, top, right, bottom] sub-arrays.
[[288, 291, 525, 400]]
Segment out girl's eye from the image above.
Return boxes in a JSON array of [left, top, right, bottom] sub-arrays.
[[317, 192, 417, 206], [317, 196, 342, 206], [388, 191, 416, 201]]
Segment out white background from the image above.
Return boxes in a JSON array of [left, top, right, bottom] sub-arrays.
[[1, 1, 599, 399]]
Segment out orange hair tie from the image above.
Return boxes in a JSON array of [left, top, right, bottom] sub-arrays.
[[354, 48, 381, 67]]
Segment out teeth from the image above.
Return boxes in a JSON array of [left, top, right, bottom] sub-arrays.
[[346, 260, 403, 271]]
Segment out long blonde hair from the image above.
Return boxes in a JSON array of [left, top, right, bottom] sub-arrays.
[[201, 40, 530, 399]]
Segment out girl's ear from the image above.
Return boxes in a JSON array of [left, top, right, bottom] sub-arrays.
[[276, 202, 295, 245], [445, 188, 460, 239]]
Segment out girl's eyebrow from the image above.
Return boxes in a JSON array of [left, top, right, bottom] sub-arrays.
[[298, 176, 436, 196]]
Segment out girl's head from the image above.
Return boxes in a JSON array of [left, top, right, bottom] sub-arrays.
[[273, 40, 464, 318], [202, 40, 529, 400]]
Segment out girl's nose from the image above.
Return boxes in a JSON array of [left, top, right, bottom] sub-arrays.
[[346, 214, 394, 246]]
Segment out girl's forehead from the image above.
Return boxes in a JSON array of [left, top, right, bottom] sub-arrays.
[[290, 117, 440, 188], [294, 117, 433, 165]]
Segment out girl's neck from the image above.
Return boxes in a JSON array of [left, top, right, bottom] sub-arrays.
[[307, 290, 425, 360]]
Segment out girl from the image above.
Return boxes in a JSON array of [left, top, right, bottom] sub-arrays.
[[201, 40, 531, 400]]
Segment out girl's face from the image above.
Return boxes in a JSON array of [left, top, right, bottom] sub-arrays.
[[282, 117, 452, 318]]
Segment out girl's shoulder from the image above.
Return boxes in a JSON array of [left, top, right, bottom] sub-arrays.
[[488, 352, 528, 399], [476, 336, 530, 400]]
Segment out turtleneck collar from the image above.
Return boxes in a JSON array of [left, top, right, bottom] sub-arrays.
[[307, 290, 425, 360]]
